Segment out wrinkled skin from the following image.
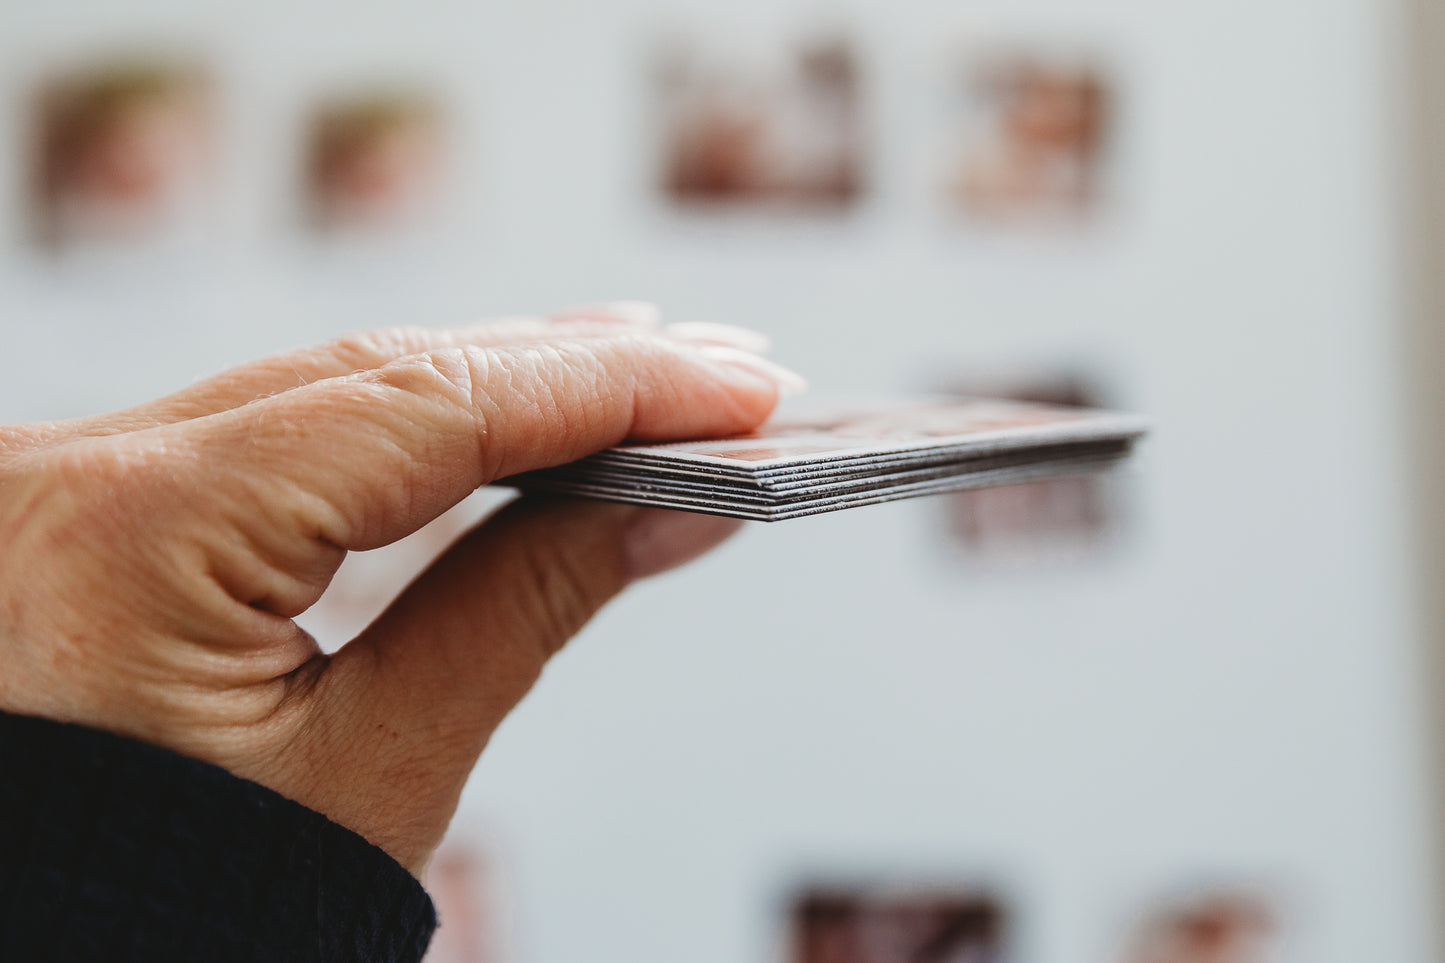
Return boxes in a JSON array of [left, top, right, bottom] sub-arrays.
[[0, 308, 800, 873]]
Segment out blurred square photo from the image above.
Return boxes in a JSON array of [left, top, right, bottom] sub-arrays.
[[420, 837, 505, 963], [28, 58, 214, 248], [947, 48, 1113, 223], [656, 29, 865, 210], [788, 886, 1007, 963], [303, 90, 444, 233], [1118, 889, 1282, 963], [938, 371, 1123, 565]]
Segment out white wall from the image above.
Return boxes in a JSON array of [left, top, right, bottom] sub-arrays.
[[0, 0, 1434, 960]]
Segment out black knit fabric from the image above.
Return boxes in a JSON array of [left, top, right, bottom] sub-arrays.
[[0, 710, 436, 962]]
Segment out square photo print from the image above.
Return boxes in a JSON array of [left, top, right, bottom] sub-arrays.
[[655, 27, 865, 211], [303, 89, 445, 234], [945, 45, 1114, 225], [787, 885, 1008, 963], [28, 57, 214, 249]]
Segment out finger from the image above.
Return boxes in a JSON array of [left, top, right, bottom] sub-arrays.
[[40, 314, 660, 443], [295, 495, 744, 870], [145, 303, 662, 427], [551, 300, 662, 327], [662, 321, 772, 354], [181, 333, 803, 557]]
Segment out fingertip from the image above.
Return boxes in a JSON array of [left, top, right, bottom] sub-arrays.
[[697, 345, 809, 399], [555, 300, 662, 327], [665, 321, 773, 355]]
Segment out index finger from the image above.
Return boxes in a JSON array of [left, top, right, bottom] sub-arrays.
[[30, 312, 659, 445], [174, 333, 802, 552]]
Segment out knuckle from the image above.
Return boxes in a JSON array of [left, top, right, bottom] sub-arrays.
[[43, 438, 176, 528], [329, 326, 437, 370], [0, 425, 35, 455], [363, 347, 495, 473], [526, 341, 622, 433], [0, 439, 176, 637], [375, 347, 482, 407], [47, 437, 133, 492]]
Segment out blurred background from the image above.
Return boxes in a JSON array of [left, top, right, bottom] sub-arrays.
[[1, 0, 1441, 961]]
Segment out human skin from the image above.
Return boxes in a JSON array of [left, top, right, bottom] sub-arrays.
[[0, 305, 804, 874]]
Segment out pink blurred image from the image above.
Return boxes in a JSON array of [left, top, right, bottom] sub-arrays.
[[28, 58, 214, 247]]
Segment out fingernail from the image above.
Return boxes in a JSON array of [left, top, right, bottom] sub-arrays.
[[665, 321, 772, 355], [700, 345, 809, 398], [556, 300, 662, 327], [623, 508, 746, 579]]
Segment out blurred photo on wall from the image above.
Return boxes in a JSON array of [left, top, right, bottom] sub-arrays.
[[1117, 889, 1281, 963], [421, 837, 506, 963], [303, 89, 444, 234], [787, 885, 1007, 963], [937, 370, 1124, 566], [656, 28, 865, 210], [946, 47, 1113, 224], [28, 57, 214, 249]]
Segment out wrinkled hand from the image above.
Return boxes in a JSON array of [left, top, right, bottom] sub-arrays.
[[0, 305, 803, 872]]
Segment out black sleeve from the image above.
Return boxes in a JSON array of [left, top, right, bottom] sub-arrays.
[[0, 710, 436, 963]]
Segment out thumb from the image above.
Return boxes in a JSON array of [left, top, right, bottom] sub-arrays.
[[291, 496, 742, 870]]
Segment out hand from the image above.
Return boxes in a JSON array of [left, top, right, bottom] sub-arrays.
[[0, 305, 804, 873]]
